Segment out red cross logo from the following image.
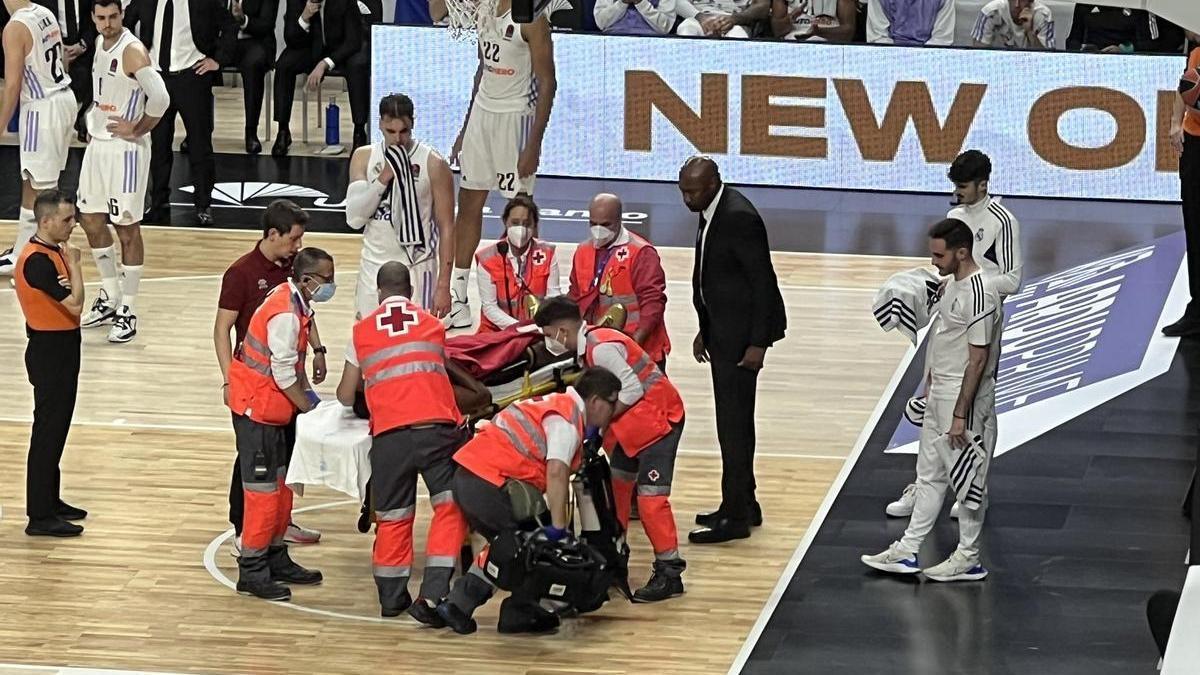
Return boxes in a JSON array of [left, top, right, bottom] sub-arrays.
[[532, 249, 547, 266], [614, 246, 630, 262], [376, 303, 419, 336], [647, 469, 660, 482]]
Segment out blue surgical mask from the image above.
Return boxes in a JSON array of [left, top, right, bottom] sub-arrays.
[[310, 280, 337, 303]]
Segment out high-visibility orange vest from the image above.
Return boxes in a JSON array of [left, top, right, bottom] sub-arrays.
[[571, 232, 670, 363], [228, 282, 310, 425], [15, 240, 79, 331], [453, 391, 586, 492], [353, 296, 462, 435], [474, 239, 556, 333], [584, 327, 684, 456]]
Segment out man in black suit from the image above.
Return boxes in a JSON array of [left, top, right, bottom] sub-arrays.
[[227, 0, 278, 154], [124, 0, 237, 226], [271, 0, 368, 156], [35, 0, 94, 140], [679, 156, 786, 544]]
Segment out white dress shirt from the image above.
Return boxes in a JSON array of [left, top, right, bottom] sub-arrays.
[[696, 183, 725, 306], [152, 0, 206, 72], [478, 243, 562, 330], [544, 388, 584, 465], [575, 325, 644, 406], [265, 281, 313, 390]]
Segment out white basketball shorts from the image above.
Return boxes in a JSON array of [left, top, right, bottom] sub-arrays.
[[458, 106, 536, 197], [77, 136, 150, 226], [19, 90, 76, 189]]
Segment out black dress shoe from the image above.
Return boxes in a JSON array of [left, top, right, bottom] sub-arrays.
[[26, 517, 83, 537], [267, 546, 323, 585], [407, 597, 446, 627], [245, 133, 262, 155], [271, 129, 292, 157], [688, 517, 751, 544], [236, 579, 291, 601], [696, 502, 762, 528], [435, 600, 478, 634], [56, 501, 87, 521], [1162, 316, 1200, 337], [381, 589, 412, 617], [196, 208, 214, 226], [179, 138, 190, 154]]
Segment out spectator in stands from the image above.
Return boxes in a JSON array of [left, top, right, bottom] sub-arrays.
[[36, 0, 93, 141], [594, 0, 676, 35], [865, 0, 953, 46], [272, 0, 369, 156], [971, 0, 1053, 50], [769, 0, 855, 42], [1065, 5, 1184, 54], [226, 0, 278, 154], [675, 0, 769, 39]]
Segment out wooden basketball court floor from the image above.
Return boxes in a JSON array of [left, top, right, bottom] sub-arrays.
[[0, 220, 923, 675]]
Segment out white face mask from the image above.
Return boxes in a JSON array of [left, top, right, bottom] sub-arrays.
[[507, 225, 532, 249], [544, 335, 569, 356], [591, 225, 616, 247]]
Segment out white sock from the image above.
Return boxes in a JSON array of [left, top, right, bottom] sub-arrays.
[[451, 266, 470, 304], [92, 245, 120, 304], [120, 264, 142, 314], [14, 207, 36, 254]]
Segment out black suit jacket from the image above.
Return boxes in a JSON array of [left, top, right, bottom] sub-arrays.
[[282, 0, 364, 69], [123, 0, 238, 68], [692, 186, 787, 362], [236, 0, 280, 52]]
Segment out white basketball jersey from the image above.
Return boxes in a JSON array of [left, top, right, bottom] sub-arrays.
[[475, 11, 536, 114], [87, 30, 147, 142], [362, 140, 439, 264], [12, 4, 72, 103]]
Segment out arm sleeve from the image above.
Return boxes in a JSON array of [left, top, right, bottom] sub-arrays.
[[592, 342, 645, 406], [544, 415, 581, 465], [630, 246, 667, 337], [994, 209, 1023, 297], [634, 0, 676, 34], [545, 248, 563, 298], [675, 0, 699, 21], [22, 253, 71, 302], [732, 213, 784, 348], [345, 179, 386, 230], [134, 66, 170, 117], [217, 267, 246, 312], [593, 0, 627, 30], [267, 313, 301, 389], [927, 0, 955, 45], [865, 0, 892, 43], [478, 261, 519, 330], [298, 16, 312, 30]]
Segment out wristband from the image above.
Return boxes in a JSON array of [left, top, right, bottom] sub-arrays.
[[313, 346, 327, 355]]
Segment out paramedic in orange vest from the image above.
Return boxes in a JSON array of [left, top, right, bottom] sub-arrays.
[[432, 368, 622, 635], [14, 190, 88, 538], [335, 261, 471, 622], [569, 192, 670, 369], [226, 247, 333, 601], [535, 296, 687, 603], [475, 195, 561, 332]]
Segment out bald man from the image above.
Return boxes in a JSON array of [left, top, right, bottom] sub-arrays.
[[679, 157, 786, 544], [568, 193, 671, 368]]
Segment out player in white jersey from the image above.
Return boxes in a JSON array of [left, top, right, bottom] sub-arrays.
[[971, 0, 1054, 50], [346, 94, 455, 319], [75, 0, 168, 343], [768, 0, 855, 41], [0, 0, 77, 276], [675, 0, 768, 38], [886, 149, 1022, 519], [447, 0, 556, 329], [863, 218, 1001, 582]]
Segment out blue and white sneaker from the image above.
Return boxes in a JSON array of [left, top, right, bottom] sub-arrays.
[[861, 543, 921, 575], [923, 550, 988, 582]]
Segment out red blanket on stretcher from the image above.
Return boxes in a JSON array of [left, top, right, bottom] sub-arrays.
[[445, 325, 542, 378]]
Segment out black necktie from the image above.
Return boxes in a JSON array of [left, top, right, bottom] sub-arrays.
[[696, 215, 707, 248], [312, 11, 324, 57], [158, 0, 174, 72], [64, 0, 78, 43]]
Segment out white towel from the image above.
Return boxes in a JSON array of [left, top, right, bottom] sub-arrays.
[[904, 396, 926, 427], [936, 432, 988, 511], [872, 268, 942, 344]]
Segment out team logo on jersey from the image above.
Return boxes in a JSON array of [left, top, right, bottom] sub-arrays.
[[258, 278, 269, 290], [532, 249, 547, 266], [504, 24, 515, 39], [410, 163, 420, 178], [109, 58, 118, 74], [976, 228, 985, 241], [614, 246, 630, 262]]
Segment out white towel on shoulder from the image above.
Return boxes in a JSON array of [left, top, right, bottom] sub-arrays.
[[872, 268, 943, 344]]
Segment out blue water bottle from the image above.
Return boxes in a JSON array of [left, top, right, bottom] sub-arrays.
[[325, 97, 339, 146], [7, 103, 18, 133]]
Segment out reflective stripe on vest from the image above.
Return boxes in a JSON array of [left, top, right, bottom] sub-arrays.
[[492, 398, 584, 464], [359, 341, 445, 371], [365, 360, 449, 387]]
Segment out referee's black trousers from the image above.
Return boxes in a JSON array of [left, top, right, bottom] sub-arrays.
[[25, 328, 81, 520], [1182, 133, 1200, 315]]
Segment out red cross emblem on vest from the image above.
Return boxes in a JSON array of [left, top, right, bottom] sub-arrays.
[[377, 302, 419, 336], [614, 246, 630, 262], [532, 249, 547, 266]]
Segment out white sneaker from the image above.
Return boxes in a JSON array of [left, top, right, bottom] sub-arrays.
[[82, 289, 118, 328], [923, 550, 988, 582], [230, 535, 242, 558], [950, 501, 961, 520], [0, 248, 15, 276], [886, 483, 918, 518], [107, 310, 137, 343], [445, 300, 472, 329], [284, 521, 321, 544], [861, 543, 921, 575]]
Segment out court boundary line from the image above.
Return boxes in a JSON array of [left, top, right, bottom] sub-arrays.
[[0, 664, 195, 675], [725, 338, 920, 674]]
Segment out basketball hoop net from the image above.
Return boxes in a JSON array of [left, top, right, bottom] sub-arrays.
[[445, 0, 498, 42]]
